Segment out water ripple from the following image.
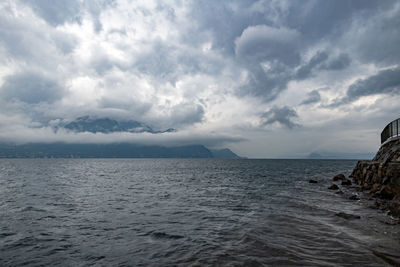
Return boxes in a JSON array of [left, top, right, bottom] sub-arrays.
[[0, 159, 398, 266]]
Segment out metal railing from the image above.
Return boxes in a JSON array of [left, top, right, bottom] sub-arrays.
[[381, 118, 400, 144]]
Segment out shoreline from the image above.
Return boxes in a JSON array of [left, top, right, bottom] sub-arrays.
[[330, 138, 400, 218]]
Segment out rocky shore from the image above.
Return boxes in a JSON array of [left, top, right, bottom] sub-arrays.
[[331, 139, 400, 217]]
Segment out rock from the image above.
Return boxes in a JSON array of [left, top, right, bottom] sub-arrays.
[[335, 212, 361, 220], [376, 185, 395, 200], [341, 178, 352, 186], [370, 183, 381, 194], [349, 139, 400, 216], [382, 176, 390, 185], [309, 179, 318, 183], [363, 183, 372, 190], [333, 174, 346, 181], [328, 184, 339, 190], [335, 190, 344, 194], [349, 194, 360, 200]]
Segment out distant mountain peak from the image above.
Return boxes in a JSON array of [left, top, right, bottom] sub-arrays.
[[61, 116, 175, 134]]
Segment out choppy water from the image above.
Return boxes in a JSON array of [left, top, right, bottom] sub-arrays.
[[0, 159, 399, 266]]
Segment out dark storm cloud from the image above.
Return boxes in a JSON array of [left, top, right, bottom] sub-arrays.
[[233, 24, 300, 101], [295, 51, 329, 80], [300, 90, 321, 105], [189, 0, 265, 55], [284, 0, 394, 42], [188, 2, 303, 102], [352, 5, 400, 65], [0, 0, 399, 155], [321, 53, 351, 71], [295, 52, 351, 80], [260, 106, 299, 129], [0, 71, 64, 104], [188, 1, 397, 102], [346, 67, 400, 101], [238, 61, 293, 101], [332, 67, 400, 106]]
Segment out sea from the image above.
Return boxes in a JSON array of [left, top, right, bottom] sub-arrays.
[[0, 159, 399, 266]]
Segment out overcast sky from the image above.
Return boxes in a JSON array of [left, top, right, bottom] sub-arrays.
[[0, 0, 399, 158]]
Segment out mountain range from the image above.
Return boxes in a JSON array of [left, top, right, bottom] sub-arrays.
[[0, 143, 241, 159], [60, 116, 175, 134], [0, 116, 242, 158]]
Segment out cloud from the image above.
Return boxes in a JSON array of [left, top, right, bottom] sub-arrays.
[[296, 52, 351, 80], [300, 90, 321, 105], [0, 0, 399, 157], [235, 24, 300, 65], [0, 123, 245, 148], [347, 2, 400, 65], [334, 67, 400, 105], [22, 0, 81, 26], [168, 103, 205, 127], [0, 71, 64, 104], [321, 53, 351, 71], [233, 24, 302, 101], [260, 106, 300, 129], [295, 51, 329, 80]]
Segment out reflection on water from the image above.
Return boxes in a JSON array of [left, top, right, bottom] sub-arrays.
[[0, 159, 399, 266]]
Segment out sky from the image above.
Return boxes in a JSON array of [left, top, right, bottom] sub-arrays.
[[0, 0, 399, 158]]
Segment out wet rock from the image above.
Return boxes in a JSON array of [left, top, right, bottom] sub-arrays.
[[370, 183, 381, 194], [375, 186, 395, 200], [333, 174, 346, 181], [341, 178, 352, 186], [363, 183, 372, 190], [309, 179, 318, 183], [335, 212, 361, 220], [328, 184, 339, 190], [335, 190, 344, 195], [382, 176, 390, 185], [348, 139, 400, 217], [349, 194, 360, 200]]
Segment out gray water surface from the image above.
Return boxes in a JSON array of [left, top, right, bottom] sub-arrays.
[[0, 159, 399, 266]]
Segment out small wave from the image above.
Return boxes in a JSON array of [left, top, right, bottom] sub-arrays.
[[0, 232, 16, 238], [20, 206, 47, 212], [373, 250, 400, 266], [146, 231, 185, 240]]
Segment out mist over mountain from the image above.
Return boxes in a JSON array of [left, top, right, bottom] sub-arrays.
[[0, 116, 241, 158], [61, 116, 175, 134]]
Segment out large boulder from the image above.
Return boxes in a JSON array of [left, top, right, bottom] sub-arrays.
[[333, 174, 346, 181], [341, 178, 352, 186], [328, 184, 339, 190]]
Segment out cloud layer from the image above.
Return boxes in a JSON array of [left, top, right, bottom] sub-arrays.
[[0, 0, 399, 157]]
